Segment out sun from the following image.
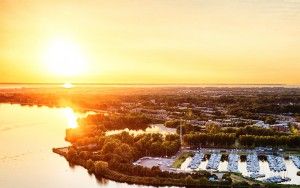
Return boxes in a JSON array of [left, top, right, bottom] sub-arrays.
[[43, 38, 88, 76]]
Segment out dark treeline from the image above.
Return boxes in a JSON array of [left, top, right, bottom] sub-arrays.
[[178, 123, 289, 137], [79, 113, 153, 131], [184, 133, 236, 147], [240, 135, 300, 147], [179, 123, 204, 134], [165, 119, 181, 128], [182, 125, 300, 148], [223, 126, 288, 137], [67, 131, 180, 161]]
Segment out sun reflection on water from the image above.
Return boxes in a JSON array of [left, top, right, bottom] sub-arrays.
[[63, 82, 73, 89], [63, 107, 78, 128]]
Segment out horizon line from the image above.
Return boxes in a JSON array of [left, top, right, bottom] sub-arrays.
[[0, 82, 299, 86]]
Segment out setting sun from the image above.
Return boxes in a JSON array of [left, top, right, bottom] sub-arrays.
[[43, 38, 88, 77]]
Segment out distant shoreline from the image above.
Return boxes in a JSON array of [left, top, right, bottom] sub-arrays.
[[0, 83, 300, 89], [0, 82, 292, 85]]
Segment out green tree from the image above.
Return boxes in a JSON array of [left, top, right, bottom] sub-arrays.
[[86, 159, 95, 172], [67, 147, 78, 161], [95, 161, 108, 175], [206, 122, 221, 134]]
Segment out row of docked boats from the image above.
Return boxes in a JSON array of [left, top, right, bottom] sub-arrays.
[[290, 156, 300, 169], [186, 152, 300, 176], [227, 153, 239, 172], [246, 153, 260, 173], [206, 153, 222, 170], [187, 152, 204, 169], [267, 155, 286, 172], [263, 176, 291, 183]]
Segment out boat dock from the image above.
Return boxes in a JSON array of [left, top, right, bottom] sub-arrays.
[[228, 153, 239, 172], [267, 155, 286, 172], [291, 156, 300, 169], [246, 153, 260, 173], [187, 152, 204, 169], [206, 153, 221, 170], [264, 176, 291, 183]]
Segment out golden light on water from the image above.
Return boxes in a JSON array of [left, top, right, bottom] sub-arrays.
[[63, 107, 78, 128], [63, 82, 74, 89]]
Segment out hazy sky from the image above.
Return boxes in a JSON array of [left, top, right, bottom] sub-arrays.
[[0, 0, 299, 84]]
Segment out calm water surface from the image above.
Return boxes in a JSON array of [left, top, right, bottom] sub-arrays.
[[105, 124, 177, 136], [0, 103, 162, 188]]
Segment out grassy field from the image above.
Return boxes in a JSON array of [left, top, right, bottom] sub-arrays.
[[172, 152, 194, 168], [284, 149, 300, 155], [230, 173, 261, 186]]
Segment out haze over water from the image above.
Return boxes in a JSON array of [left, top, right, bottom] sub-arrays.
[[1, 84, 300, 89]]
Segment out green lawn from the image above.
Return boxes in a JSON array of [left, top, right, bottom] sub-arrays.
[[172, 152, 194, 168]]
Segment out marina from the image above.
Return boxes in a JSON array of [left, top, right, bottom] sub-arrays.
[[267, 155, 286, 172], [227, 153, 239, 172], [264, 176, 291, 183], [291, 156, 300, 169], [133, 148, 300, 185], [187, 152, 204, 169], [206, 153, 222, 170], [246, 153, 260, 174]]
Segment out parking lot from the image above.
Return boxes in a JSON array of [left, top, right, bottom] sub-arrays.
[[133, 157, 176, 172]]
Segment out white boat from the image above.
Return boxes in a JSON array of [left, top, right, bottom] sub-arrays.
[[264, 176, 291, 183], [249, 173, 265, 179]]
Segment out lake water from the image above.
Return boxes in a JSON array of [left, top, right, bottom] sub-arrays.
[[105, 124, 177, 136], [0, 103, 162, 188]]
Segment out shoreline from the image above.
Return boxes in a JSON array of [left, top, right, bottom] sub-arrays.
[[52, 147, 227, 187]]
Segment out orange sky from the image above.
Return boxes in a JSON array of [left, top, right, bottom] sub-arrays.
[[0, 0, 299, 84]]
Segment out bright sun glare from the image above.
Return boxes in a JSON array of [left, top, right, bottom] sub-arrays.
[[63, 82, 74, 89], [64, 107, 78, 128], [43, 38, 88, 76]]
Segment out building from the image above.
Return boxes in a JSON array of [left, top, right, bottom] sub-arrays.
[[253, 120, 270, 129], [270, 123, 290, 132]]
